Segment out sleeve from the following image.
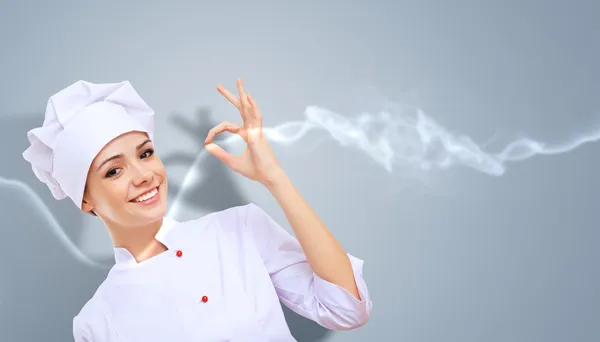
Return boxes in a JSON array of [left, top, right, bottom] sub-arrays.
[[244, 203, 373, 330], [72, 298, 117, 342], [73, 315, 94, 342]]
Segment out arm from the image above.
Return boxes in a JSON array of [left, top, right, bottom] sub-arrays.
[[207, 79, 372, 329], [264, 169, 361, 300], [245, 199, 373, 330]]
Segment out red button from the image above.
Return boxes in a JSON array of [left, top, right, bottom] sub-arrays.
[[176, 250, 183, 257], [201, 296, 208, 303]]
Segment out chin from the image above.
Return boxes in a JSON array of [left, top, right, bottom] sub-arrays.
[[133, 207, 167, 226]]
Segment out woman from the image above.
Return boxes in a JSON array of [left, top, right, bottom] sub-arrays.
[[22, 78, 372, 341]]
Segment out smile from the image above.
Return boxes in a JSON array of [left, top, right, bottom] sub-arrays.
[[131, 187, 159, 203]]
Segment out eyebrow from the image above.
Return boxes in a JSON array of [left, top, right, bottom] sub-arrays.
[[96, 139, 153, 171]]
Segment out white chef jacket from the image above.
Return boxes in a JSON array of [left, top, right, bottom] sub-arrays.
[[72, 203, 372, 341]]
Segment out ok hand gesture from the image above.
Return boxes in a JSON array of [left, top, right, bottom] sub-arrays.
[[205, 78, 283, 186]]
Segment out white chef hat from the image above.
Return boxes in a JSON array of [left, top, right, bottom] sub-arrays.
[[22, 80, 155, 210]]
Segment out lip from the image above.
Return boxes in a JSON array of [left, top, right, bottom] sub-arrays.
[[130, 186, 160, 205]]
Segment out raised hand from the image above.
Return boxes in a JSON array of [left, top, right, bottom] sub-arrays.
[[205, 78, 283, 186]]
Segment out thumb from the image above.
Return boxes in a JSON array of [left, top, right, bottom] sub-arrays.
[[205, 143, 237, 168]]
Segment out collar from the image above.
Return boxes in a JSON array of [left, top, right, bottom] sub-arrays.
[[113, 216, 178, 266]]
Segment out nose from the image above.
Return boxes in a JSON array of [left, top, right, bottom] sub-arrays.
[[131, 163, 154, 187]]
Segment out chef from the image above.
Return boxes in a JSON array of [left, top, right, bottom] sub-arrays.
[[22, 78, 372, 341]]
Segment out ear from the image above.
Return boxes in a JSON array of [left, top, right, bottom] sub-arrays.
[[82, 199, 95, 212], [81, 192, 96, 214]]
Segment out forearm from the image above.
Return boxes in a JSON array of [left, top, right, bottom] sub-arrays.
[[264, 169, 361, 300]]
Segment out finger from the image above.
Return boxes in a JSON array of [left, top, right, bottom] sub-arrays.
[[205, 121, 241, 144], [204, 121, 242, 144], [237, 78, 252, 120], [217, 84, 241, 109], [205, 143, 240, 169], [247, 93, 263, 122]]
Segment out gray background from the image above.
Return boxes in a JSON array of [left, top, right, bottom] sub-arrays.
[[1, 0, 599, 341]]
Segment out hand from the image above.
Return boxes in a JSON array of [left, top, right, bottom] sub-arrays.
[[205, 78, 284, 186]]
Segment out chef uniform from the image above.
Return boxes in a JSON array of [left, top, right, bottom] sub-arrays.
[[22, 80, 372, 341]]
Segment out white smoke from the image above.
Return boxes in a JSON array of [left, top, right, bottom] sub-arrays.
[[0, 177, 106, 269], [167, 105, 600, 217]]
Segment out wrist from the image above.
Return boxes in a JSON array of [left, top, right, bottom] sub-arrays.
[[261, 167, 290, 191]]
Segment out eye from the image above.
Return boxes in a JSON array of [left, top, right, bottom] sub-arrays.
[[140, 148, 154, 159], [105, 168, 121, 178]]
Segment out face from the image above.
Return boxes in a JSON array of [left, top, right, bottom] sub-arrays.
[[82, 131, 168, 227]]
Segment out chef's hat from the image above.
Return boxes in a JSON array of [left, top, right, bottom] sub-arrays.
[[22, 80, 155, 210]]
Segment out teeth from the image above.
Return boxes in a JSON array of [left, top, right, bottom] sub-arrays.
[[134, 188, 158, 202]]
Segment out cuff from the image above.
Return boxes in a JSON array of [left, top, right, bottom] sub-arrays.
[[312, 253, 373, 328]]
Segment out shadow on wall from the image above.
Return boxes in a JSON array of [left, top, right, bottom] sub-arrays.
[[163, 107, 332, 342]]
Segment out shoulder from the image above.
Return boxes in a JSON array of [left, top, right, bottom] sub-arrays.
[[169, 203, 286, 255], [176, 202, 265, 233], [172, 203, 283, 253], [72, 268, 125, 339], [72, 284, 110, 339], [73, 296, 101, 327]]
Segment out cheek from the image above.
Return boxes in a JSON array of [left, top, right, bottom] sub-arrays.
[[112, 181, 130, 198], [152, 160, 167, 181], [95, 181, 131, 218], [100, 180, 131, 205]]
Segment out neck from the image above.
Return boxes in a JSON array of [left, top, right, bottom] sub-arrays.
[[106, 218, 168, 263]]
